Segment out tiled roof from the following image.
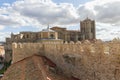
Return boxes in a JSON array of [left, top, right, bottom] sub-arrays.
[[1, 55, 69, 80]]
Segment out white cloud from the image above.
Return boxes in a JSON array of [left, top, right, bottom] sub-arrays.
[[12, 0, 79, 25], [0, 0, 80, 29], [0, 25, 4, 30], [78, 0, 120, 24], [0, 32, 11, 41]]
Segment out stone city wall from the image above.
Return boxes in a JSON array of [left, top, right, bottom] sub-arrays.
[[12, 43, 43, 63], [12, 40, 120, 80]]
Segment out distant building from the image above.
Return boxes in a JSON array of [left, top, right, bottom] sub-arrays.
[[50, 27, 80, 42], [6, 26, 59, 43], [80, 17, 96, 40], [6, 18, 96, 43], [51, 18, 96, 42]]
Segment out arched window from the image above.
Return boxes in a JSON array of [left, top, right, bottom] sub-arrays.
[[26, 34, 29, 38], [50, 34, 54, 38], [23, 35, 25, 39]]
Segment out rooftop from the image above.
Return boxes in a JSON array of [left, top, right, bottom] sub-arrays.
[[1, 55, 70, 80]]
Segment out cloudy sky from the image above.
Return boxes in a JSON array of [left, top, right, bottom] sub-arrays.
[[0, 0, 120, 41]]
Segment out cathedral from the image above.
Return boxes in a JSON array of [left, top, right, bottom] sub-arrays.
[[51, 17, 95, 42], [6, 18, 96, 43]]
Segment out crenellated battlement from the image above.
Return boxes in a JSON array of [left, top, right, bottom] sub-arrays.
[[12, 39, 120, 63], [12, 39, 120, 80]]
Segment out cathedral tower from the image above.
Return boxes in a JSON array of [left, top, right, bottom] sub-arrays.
[[80, 18, 96, 40]]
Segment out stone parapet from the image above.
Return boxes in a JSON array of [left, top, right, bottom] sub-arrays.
[[12, 40, 120, 80]]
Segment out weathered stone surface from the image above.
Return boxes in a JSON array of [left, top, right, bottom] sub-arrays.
[[11, 41, 120, 80]]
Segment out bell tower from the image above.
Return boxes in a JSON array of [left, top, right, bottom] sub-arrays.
[[80, 18, 96, 40]]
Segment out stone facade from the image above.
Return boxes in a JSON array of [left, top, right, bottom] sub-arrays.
[[50, 27, 80, 42], [6, 18, 96, 44], [7, 28, 58, 43], [80, 18, 96, 40], [51, 18, 96, 42], [12, 39, 120, 80]]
